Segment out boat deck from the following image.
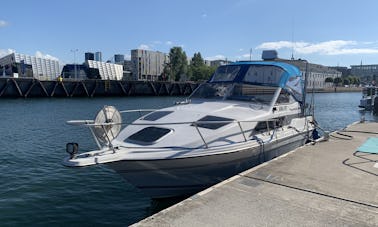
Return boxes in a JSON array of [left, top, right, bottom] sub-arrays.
[[133, 122, 378, 226]]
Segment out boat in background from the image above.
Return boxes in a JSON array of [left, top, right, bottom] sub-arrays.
[[359, 86, 377, 110], [63, 61, 316, 198]]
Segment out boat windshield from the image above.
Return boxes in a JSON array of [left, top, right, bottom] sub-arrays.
[[190, 83, 233, 100], [226, 83, 277, 104], [210, 65, 241, 82], [190, 82, 277, 104]]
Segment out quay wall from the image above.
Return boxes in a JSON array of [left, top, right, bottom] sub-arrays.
[[0, 78, 199, 98], [0, 78, 362, 98]]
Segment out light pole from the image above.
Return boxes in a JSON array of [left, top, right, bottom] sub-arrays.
[[71, 49, 78, 80]]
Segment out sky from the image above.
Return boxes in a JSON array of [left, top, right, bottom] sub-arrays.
[[1, 0, 378, 67]]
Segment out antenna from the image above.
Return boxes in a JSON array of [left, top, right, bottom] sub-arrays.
[[291, 17, 295, 60], [249, 48, 252, 61]]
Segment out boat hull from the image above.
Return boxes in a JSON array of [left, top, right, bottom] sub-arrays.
[[106, 131, 309, 198]]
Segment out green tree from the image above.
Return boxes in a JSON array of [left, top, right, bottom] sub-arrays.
[[191, 52, 205, 68], [325, 77, 334, 83], [353, 77, 360, 85], [167, 47, 188, 81], [334, 77, 342, 86], [189, 52, 217, 81], [343, 78, 350, 86]]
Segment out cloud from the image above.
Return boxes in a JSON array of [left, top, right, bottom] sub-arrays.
[[205, 54, 226, 61], [165, 41, 173, 46], [0, 48, 16, 57], [256, 41, 294, 50], [256, 40, 378, 55], [0, 20, 8, 27], [35, 51, 59, 61], [237, 53, 253, 59], [201, 13, 208, 18], [137, 44, 151, 50]]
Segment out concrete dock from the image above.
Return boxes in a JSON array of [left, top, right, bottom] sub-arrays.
[[134, 122, 378, 226]]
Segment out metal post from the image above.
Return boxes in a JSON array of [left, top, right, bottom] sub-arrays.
[[193, 122, 208, 148], [302, 61, 309, 116], [237, 121, 247, 142], [71, 49, 78, 80]]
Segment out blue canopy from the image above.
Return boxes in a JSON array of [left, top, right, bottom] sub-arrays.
[[229, 61, 301, 86], [224, 61, 303, 101]]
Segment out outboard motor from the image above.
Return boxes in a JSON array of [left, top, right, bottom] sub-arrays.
[[66, 142, 79, 159]]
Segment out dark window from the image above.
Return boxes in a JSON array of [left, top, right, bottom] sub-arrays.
[[192, 115, 234, 130], [253, 121, 276, 133], [126, 127, 172, 144], [142, 111, 173, 121]]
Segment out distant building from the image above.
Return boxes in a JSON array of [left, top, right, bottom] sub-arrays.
[[329, 66, 350, 77], [61, 60, 123, 80], [350, 64, 378, 84], [210, 60, 232, 67], [0, 52, 60, 80], [261, 50, 341, 89], [86, 60, 123, 80], [85, 52, 95, 61], [114, 54, 125, 65], [122, 60, 133, 80], [95, 52, 102, 62], [290, 60, 341, 89], [61, 64, 89, 79], [131, 49, 168, 81]]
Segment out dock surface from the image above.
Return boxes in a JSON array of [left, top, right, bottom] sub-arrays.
[[134, 122, 378, 226]]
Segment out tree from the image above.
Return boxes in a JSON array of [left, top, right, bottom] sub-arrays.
[[189, 52, 217, 81], [166, 47, 188, 81], [191, 52, 205, 68], [343, 78, 350, 86], [353, 77, 360, 85], [333, 77, 342, 86], [325, 77, 334, 83]]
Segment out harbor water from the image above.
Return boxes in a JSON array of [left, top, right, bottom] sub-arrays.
[[0, 93, 377, 226]]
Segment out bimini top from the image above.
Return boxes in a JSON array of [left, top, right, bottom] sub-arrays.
[[209, 61, 303, 100]]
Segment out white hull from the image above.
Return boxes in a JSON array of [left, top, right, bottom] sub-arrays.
[[106, 131, 309, 198], [63, 61, 316, 199]]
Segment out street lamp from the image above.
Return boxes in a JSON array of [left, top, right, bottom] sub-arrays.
[[71, 49, 78, 80]]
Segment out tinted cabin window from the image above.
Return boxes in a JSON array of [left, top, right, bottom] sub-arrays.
[[253, 121, 276, 133], [192, 116, 234, 130], [243, 65, 284, 86], [142, 111, 173, 121], [126, 127, 172, 144]]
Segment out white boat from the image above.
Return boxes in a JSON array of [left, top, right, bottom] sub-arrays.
[[358, 86, 377, 110], [63, 61, 316, 198]]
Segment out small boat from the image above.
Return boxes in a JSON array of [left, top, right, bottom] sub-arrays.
[[63, 61, 316, 198], [359, 86, 377, 110]]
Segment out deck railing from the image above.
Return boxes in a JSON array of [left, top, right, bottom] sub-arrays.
[[67, 108, 297, 150]]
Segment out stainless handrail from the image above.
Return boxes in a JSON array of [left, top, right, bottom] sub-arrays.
[[67, 108, 297, 150]]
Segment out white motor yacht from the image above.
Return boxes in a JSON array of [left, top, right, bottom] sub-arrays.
[[63, 61, 316, 198], [359, 86, 377, 110]]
